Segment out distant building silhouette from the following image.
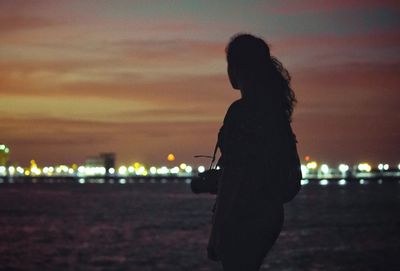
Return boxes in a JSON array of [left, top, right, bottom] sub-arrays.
[[85, 152, 116, 176], [100, 153, 116, 176]]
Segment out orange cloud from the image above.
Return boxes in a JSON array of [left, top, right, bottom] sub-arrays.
[[0, 117, 221, 166]]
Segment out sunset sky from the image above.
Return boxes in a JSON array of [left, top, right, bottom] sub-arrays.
[[1, 0, 399, 167]]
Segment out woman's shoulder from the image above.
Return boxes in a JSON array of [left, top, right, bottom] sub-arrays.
[[227, 99, 244, 112], [224, 99, 244, 121], [224, 99, 243, 125]]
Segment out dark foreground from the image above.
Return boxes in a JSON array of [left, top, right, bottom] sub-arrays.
[[0, 181, 399, 271]]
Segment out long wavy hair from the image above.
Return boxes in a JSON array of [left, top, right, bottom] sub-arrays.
[[226, 33, 296, 122]]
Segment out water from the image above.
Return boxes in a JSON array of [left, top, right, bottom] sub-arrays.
[[0, 181, 399, 270]]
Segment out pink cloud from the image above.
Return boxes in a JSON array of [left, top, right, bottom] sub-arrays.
[[274, 30, 400, 52], [293, 61, 400, 93], [114, 39, 224, 63], [0, 16, 61, 33]]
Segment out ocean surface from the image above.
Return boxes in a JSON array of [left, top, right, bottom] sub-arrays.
[[0, 180, 399, 271]]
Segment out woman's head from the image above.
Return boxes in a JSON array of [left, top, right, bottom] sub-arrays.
[[226, 34, 270, 89], [225, 33, 296, 121]]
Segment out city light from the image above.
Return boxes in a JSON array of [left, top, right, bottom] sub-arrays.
[[301, 179, 309, 185], [198, 166, 205, 173], [300, 165, 308, 176], [82, 166, 106, 176], [0, 152, 399, 184], [170, 167, 180, 174], [136, 166, 146, 176], [0, 144, 10, 155], [150, 167, 157, 175], [319, 179, 329, 186], [357, 163, 371, 172], [306, 161, 318, 170], [378, 163, 389, 170], [185, 166, 193, 173], [157, 166, 169, 175], [78, 166, 85, 174], [16, 167, 24, 174], [338, 164, 349, 173], [118, 166, 127, 175], [8, 166, 15, 175], [0, 166, 6, 176], [320, 164, 329, 174], [30, 160, 41, 176], [167, 153, 175, 161]]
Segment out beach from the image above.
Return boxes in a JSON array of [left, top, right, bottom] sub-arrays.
[[0, 180, 399, 271]]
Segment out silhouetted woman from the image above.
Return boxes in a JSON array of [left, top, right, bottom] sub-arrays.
[[207, 34, 297, 270]]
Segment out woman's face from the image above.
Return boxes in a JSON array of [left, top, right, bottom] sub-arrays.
[[227, 63, 240, 90]]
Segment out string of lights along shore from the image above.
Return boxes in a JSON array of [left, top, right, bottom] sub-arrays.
[[1, 144, 399, 185]]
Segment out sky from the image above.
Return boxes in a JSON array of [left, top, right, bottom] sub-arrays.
[[0, 0, 399, 167]]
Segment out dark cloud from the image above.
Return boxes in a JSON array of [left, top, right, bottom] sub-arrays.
[[268, 0, 400, 14]]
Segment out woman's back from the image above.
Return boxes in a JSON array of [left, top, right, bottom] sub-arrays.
[[218, 98, 285, 216]]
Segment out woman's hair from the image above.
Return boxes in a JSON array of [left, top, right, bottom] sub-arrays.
[[226, 33, 296, 122]]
